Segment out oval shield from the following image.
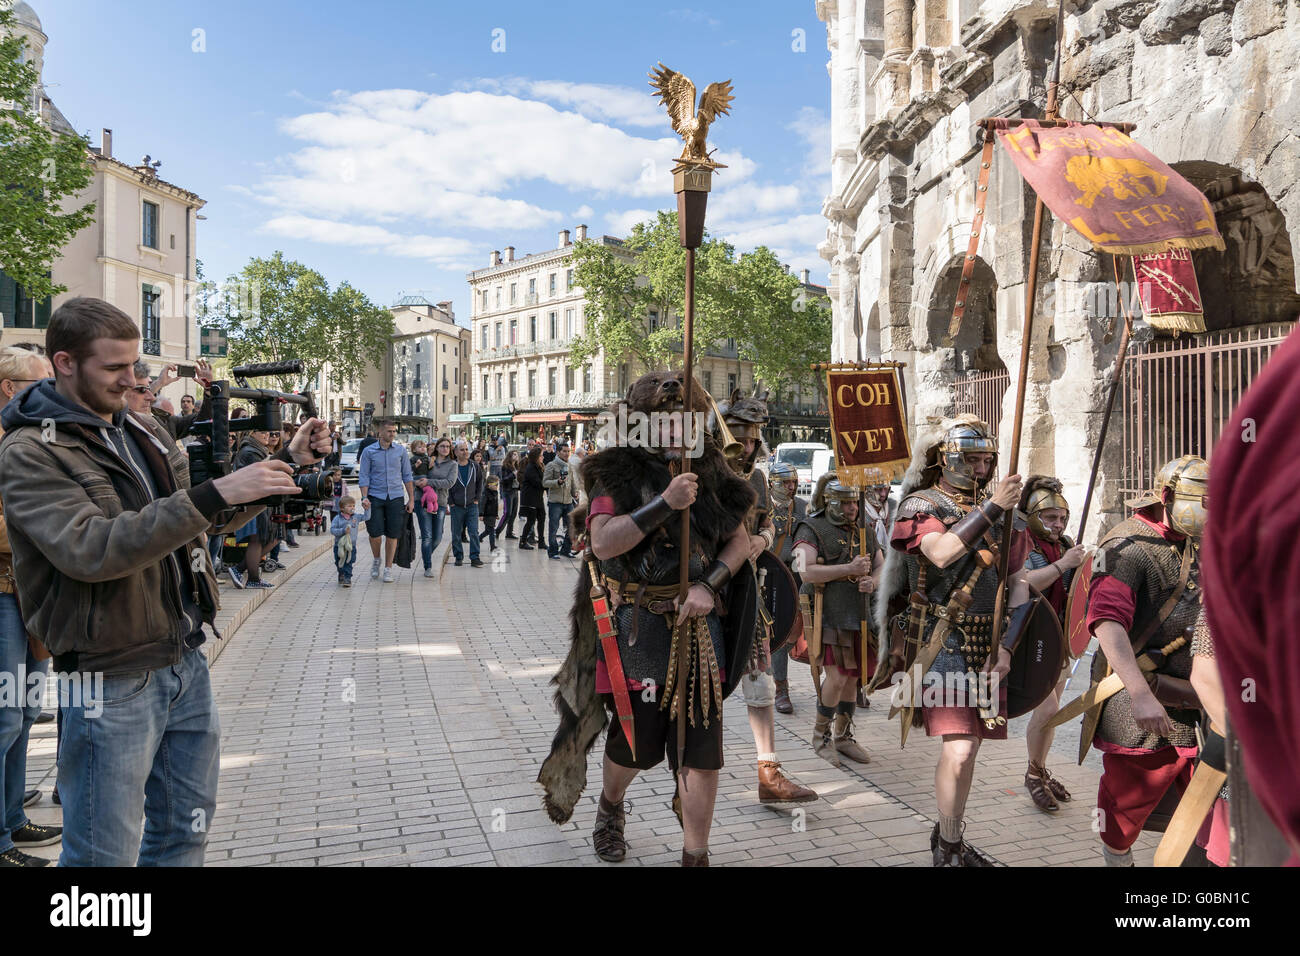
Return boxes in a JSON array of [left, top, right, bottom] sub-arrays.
[[1006, 588, 1068, 719], [1066, 553, 1095, 658], [757, 549, 802, 655]]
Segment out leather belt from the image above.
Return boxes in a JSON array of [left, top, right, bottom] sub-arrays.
[[947, 133, 995, 343]]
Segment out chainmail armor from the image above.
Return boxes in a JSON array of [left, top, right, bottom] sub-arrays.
[[1090, 516, 1201, 750]]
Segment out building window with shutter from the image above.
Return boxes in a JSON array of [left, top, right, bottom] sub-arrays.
[[549, 312, 557, 339], [565, 308, 574, 338], [141, 285, 161, 354], [509, 283, 517, 305], [549, 273, 556, 296], [583, 366, 592, 393], [703, 370, 712, 393], [528, 370, 536, 397], [495, 323, 502, 347], [509, 319, 517, 345], [529, 315, 537, 341], [548, 367, 557, 395], [566, 269, 574, 291], [142, 201, 160, 249], [481, 325, 488, 350], [510, 372, 517, 398]]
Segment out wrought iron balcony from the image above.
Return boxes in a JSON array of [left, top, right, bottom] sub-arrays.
[[142, 338, 161, 356]]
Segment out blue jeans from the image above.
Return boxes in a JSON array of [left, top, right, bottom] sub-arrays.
[[1, 593, 47, 853], [450, 503, 480, 562], [548, 502, 573, 556], [429, 507, 447, 554], [334, 536, 357, 581], [416, 507, 435, 570], [58, 646, 220, 866]]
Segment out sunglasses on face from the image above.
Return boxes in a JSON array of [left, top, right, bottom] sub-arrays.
[[130, 385, 153, 394]]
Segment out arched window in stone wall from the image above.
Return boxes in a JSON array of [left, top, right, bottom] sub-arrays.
[[925, 253, 1004, 376], [1171, 162, 1300, 332]]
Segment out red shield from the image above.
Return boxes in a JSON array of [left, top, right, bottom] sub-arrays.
[[1065, 553, 1094, 658]]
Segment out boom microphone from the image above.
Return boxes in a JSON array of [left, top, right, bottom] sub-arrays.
[[231, 360, 304, 379]]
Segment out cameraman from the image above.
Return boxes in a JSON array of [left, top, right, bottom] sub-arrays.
[[0, 297, 332, 866]]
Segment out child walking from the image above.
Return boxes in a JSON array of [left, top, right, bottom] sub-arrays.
[[479, 474, 501, 552], [331, 495, 371, 587]]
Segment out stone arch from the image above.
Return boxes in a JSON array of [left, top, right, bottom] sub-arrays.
[[923, 253, 1003, 376], [1170, 161, 1300, 331]]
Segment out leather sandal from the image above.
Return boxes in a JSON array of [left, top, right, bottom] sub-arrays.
[[593, 796, 629, 862], [1041, 765, 1072, 802], [1025, 761, 1060, 812]]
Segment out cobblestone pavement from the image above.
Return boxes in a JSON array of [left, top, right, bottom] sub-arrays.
[[22, 536, 1161, 866]]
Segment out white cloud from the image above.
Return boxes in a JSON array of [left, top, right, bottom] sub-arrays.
[[605, 208, 661, 238], [262, 214, 479, 268], [718, 214, 827, 269], [788, 106, 831, 183], [470, 78, 664, 128], [572, 204, 595, 219], [708, 182, 802, 222]]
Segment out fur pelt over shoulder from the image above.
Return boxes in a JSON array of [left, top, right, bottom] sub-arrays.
[[537, 386, 755, 824]]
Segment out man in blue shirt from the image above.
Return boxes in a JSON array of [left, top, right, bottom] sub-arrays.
[[358, 419, 414, 583]]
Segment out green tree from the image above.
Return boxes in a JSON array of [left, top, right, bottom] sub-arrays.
[[0, 7, 95, 300], [568, 210, 830, 400], [205, 251, 394, 393]]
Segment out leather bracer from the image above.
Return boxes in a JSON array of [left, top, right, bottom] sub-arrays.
[[629, 494, 674, 535], [951, 500, 1003, 549]]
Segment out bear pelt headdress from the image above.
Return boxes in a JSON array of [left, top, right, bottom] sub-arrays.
[[537, 370, 755, 824]]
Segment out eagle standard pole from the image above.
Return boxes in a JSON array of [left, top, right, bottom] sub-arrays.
[[679, 246, 696, 600]]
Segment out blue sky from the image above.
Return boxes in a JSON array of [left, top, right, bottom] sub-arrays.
[[33, 0, 831, 322]]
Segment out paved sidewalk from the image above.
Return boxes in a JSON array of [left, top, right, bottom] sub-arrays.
[[23, 536, 1161, 866]]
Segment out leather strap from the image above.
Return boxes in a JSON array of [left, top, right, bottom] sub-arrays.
[[947, 134, 996, 342], [1131, 538, 1194, 656]]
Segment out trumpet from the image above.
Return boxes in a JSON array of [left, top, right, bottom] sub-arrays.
[[703, 391, 745, 462]]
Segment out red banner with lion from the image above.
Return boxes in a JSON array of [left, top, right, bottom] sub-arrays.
[[993, 121, 1224, 256]]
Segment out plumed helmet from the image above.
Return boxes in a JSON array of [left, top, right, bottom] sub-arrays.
[[1162, 455, 1209, 539], [810, 472, 836, 513], [938, 417, 998, 492], [769, 461, 798, 484], [1020, 475, 1069, 541]]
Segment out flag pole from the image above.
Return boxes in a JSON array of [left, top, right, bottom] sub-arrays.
[[985, 0, 1066, 704]]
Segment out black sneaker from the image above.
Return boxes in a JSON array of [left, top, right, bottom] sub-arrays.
[[470, 558, 484, 568], [34, 711, 54, 724], [23, 789, 39, 808], [51, 787, 60, 806], [454, 559, 463, 567], [11, 822, 62, 848], [0, 846, 49, 867]]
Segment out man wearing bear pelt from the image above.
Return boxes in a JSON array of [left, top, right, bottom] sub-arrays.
[[538, 371, 755, 867]]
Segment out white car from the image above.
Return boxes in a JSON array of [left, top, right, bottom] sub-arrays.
[[770, 442, 832, 496], [339, 439, 363, 479]]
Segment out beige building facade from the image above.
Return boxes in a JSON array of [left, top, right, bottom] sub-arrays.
[[1, 3, 206, 410]]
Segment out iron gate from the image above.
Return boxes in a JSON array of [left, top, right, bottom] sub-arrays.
[[1117, 322, 1296, 499]]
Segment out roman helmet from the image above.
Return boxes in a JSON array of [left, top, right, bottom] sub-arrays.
[[1021, 475, 1069, 542], [769, 460, 798, 503], [824, 477, 859, 528], [938, 417, 998, 492], [1125, 454, 1198, 513], [1161, 455, 1209, 539], [718, 389, 770, 475]]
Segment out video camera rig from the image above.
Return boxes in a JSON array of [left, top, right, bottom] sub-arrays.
[[185, 359, 334, 507]]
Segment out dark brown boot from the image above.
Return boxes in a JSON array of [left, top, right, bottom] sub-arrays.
[[758, 760, 817, 804], [593, 794, 628, 862], [681, 848, 709, 867], [774, 679, 794, 714]]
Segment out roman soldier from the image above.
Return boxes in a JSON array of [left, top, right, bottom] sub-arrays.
[[1018, 476, 1088, 812], [537, 372, 755, 867], [767, 460, 804, 714], [1083, 455, 1206, 867], [791, 475, 883, 768], [877, 415, 1027, 866], [718, 391, 816, 805]]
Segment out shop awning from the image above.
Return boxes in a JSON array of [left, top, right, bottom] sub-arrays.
[[480, 413, 513, 422], [447, 413, 475, 424], [513, 411, 569, 424]]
